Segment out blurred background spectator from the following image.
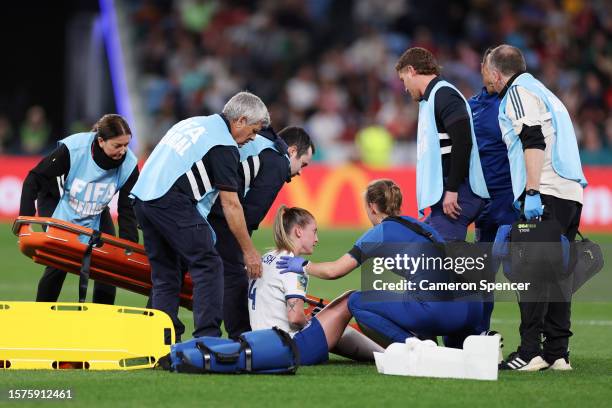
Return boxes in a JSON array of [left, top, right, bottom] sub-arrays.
[[1, 0, 610, 166], [19, 106, 52, 155], [124, 0, 612, 166], [0, 115, 16, 154]]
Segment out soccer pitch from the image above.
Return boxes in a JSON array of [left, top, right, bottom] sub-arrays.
[[1, 223, 611, 407]]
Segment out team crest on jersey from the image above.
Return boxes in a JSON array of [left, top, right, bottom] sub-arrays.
[[297, 275, 308, 291]]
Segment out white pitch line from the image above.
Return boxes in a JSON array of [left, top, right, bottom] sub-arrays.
[[491, 318, 612, 326]]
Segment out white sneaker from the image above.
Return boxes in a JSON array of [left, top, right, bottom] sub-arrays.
[[501, 354, 550, 371], [549, 357, 572, 371]]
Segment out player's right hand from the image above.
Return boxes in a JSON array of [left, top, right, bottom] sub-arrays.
[[277, 256, 309, 274], [244, 248, 262, 279]]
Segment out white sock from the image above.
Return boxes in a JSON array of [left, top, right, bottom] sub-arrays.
[[331, 325, 385, 361]]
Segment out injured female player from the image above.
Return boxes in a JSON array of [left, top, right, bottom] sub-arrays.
[[248, 205, 383, 363], [277, 179, 486, 365]]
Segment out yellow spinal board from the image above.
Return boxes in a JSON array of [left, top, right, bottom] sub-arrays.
[[0, 302, 174, 370]]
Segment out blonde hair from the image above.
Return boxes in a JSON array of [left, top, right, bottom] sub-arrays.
[[365, 179, 402, 216], [273, 205, 315, 253]]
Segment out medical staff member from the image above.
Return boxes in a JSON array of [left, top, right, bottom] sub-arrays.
[[487, 45, 586, 371], [208, 126, 314, 339], [471, 48, 519, 243], [131, 91, 269, 340], [469, 48, 520, 332], [277, 179, 484, 350], [395, 47, 489, 241], [20, 114, 139, 303]]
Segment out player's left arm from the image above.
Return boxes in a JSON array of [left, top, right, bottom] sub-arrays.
[[286, 298, 308, 330], [281, 270, 310, 330]]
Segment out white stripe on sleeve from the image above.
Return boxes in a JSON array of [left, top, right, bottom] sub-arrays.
[[196, 160, 212, 192], [186, 170, 202, 200], [242, 160, 251, 190], [252, 155, 261, 179]]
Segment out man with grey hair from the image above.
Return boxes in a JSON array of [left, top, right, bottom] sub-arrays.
[[132, 91, 269, 341], [487, 45, 587, 371]]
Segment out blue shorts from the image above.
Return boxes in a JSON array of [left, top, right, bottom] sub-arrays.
[[427, 180, 486, 242], [293, 317, 329, 366]]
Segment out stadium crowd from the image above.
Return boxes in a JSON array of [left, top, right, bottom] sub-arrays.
[[1, 0, 610, 166], [127, 0, 611, 165]]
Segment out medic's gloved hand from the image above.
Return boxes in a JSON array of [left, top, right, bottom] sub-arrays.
[[524, 193, 543, 220], [277, 256, 309, 274]]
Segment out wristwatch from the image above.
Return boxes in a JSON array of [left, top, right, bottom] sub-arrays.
[[526, 189, 540, 196]]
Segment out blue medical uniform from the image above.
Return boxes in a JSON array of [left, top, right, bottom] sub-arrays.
[[346, 216, 483, 347]]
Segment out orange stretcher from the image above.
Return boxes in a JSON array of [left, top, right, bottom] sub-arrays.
[[12, 216, 341, 314]]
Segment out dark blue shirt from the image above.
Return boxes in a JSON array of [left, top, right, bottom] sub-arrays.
[[468, 88, 513, 196], [348, 216, 479, 301], [349, 216, 444, 261], [208, 128, 290, 233], [348, 216, 452, 298]]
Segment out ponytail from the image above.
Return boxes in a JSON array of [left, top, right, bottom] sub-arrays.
[[365, 179, 402, 216], [274, 205, 294, 253]]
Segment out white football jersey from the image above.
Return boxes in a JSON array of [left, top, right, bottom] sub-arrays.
[[248, 250, 309, 335]]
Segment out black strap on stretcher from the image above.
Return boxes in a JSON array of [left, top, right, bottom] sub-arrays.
[[78, 230, 103, 303]]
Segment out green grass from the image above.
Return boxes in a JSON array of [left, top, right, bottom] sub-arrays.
[[1, 223, 612, 407]]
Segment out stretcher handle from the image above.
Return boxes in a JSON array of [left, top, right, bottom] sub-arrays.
[[12, 216, 145, 255]]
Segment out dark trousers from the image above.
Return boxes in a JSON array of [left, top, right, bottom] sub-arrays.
[[427, 179, 486, 242], [35, 196, 116, 304], [518, 194, 582, 362], [209, 217, 251, 340], [348, 291, 483, 345], [134, 191, 223, 340]]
